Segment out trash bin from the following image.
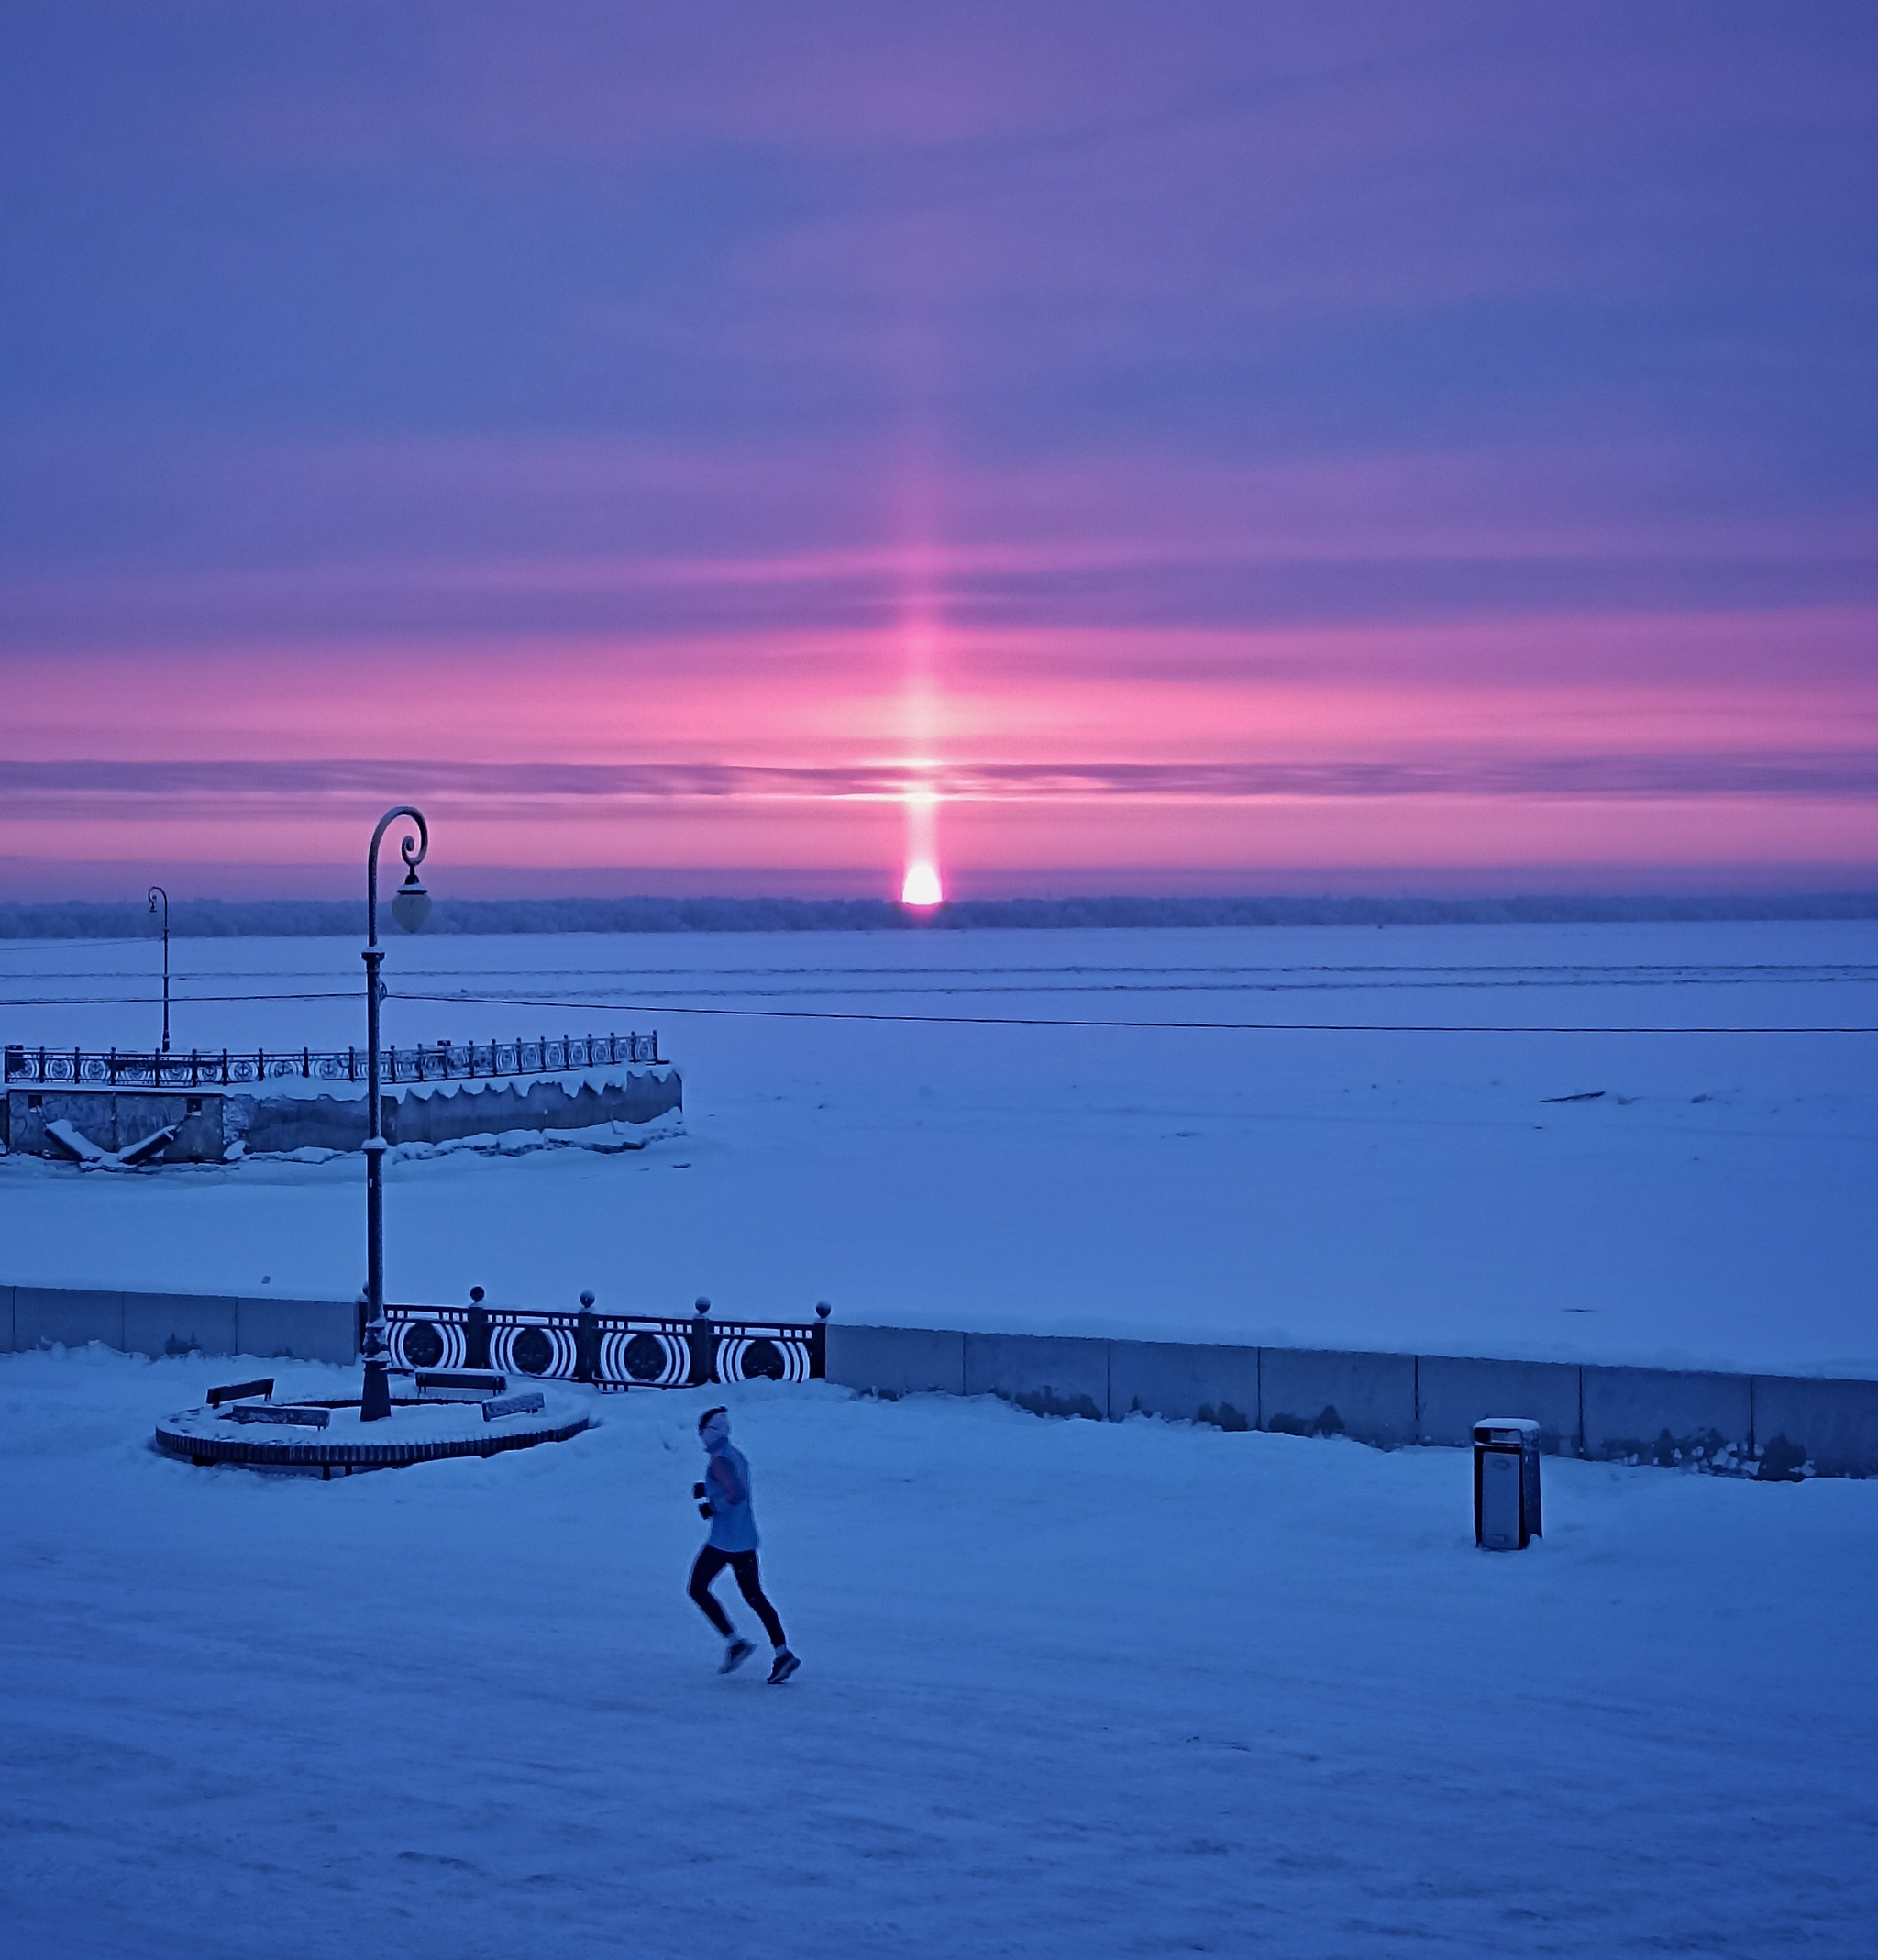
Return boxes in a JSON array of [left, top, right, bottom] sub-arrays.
[[1474, 1418, 1542, 1550]]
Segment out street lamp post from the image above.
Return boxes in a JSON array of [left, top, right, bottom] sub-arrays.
[[147, 886, 171, 1054], [360, 807, 432, 1423]]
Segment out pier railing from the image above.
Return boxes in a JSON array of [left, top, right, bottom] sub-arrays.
[[2, 1032, 663, 1090]]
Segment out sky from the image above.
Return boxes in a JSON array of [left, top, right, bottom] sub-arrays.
[[2, 3, 1875, 900]]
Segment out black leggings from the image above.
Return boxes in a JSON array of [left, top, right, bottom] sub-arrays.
[[689, 1546, 786, 1648]]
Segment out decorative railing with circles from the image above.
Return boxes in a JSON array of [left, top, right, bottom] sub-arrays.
[[2, 1031, 664, 1091], [383, 1294, 830, 1392]]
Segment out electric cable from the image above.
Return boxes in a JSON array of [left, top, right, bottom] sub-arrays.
[[0, 982, 1872, 1034], [397, 988, 1878, 1036]]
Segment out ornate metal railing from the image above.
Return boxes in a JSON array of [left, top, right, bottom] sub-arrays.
[[3, 1031, 663, 1090], [383, 1297, 829, 1391]]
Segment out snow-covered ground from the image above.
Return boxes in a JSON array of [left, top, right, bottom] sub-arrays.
[[3, 1348, 1874, 1958], [2, 921, 1874, 1374]]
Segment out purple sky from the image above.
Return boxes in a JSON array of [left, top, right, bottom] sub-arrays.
[[2, 4, 1874, 896]]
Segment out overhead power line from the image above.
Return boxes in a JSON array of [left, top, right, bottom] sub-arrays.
[[401, 988, 1878, 1036], [0, 990, 354, 1007], [0, 983, 1871, 1034]]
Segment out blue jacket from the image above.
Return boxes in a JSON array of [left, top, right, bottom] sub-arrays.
[[703, 1440, 759, 1553]]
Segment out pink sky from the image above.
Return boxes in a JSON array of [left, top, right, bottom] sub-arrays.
[[2, 7, 1873, 898], [3, 604, 1872, 894]]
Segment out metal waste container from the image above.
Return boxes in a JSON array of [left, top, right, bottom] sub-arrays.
[[1474, 1418, 1542, 1550]]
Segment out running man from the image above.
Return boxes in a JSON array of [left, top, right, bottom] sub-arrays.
[[689, 1406, 800, 1684]]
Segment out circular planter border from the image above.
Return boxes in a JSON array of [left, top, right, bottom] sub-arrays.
[[154, 1396, 591, 1475]]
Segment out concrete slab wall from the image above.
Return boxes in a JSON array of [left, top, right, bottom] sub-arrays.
[[1262, 1345, 1418, 1447], [836, 1326, 1875, 1474], [1418, 1355, 1584, 1454], [236, 1297, 358, 1365], [16, 1286, 127, 1350], [234, 1097, 370, 1155], [1, 1284, 354, 1364], [1751, 1375, 1878, 1478], [122, 1291, 240, 1359], [1581, 1366, 1753, 1464], [825, 1323, 965, 1399], [964, 1332, 1109, 1421], [6, 1091, 225, 1164], [383, 1069, 681, 1148], [1109, 1338, 1260, 1429]]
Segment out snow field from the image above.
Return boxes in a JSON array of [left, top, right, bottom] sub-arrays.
[[3, 1345, 1875, 1957]]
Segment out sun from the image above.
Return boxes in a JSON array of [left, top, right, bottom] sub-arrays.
[[900, 860, 944, 908]]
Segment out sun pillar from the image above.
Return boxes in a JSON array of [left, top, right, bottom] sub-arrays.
[[900, 780, 943, 907]]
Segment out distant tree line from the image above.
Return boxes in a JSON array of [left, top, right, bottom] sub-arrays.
[[1, 891, 1873, 939]]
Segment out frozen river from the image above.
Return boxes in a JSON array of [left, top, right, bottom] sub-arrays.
[[1, 920, 1873, 1375]]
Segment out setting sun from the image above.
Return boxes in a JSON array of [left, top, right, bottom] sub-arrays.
[[900, 860, 944, 907]]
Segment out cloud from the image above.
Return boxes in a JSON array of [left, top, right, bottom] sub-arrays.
[[3, 753, 1873, 814]]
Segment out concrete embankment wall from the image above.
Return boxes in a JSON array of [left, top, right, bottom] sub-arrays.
[[2, 1064, 682, 1161], [823, 1324, 1878, 1478], [0, 1285, 359, 1366], [3, 1289, 1873, 1477], [241, 1064, 681, 1154]]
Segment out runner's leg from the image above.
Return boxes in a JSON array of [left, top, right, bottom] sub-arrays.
[[728, 1550, 787, 1648], [688, 1546, 735, 1637]]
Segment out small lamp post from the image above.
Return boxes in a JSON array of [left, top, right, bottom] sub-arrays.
[[360, 807, 431, 1423], [147, 885, 170, 1054]]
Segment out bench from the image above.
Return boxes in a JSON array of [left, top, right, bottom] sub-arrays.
[[206, 1379, 274, 1408], [483, 1391, 545, 1421], [414, 1370, 508, 1400], [230, 1403, 331, 1429]]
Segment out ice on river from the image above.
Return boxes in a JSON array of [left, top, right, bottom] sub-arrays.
[[0, 919, 1874, 1372]]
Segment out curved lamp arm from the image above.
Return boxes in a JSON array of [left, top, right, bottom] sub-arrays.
[[367, 806, 429, 947]]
